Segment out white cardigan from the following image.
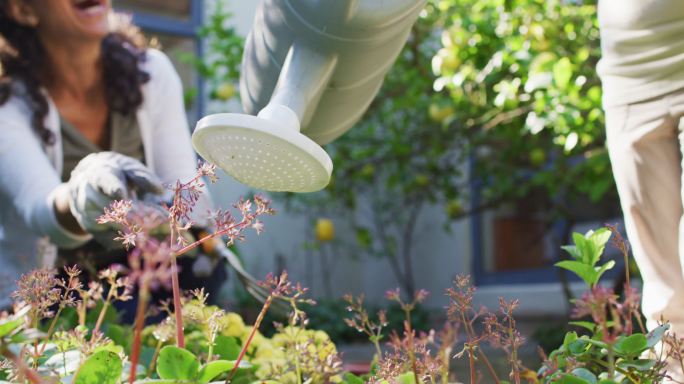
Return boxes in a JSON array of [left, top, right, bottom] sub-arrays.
[[0, 49, 211, 291]]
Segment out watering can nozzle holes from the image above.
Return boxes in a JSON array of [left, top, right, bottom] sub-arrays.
[[192, 112, 333, 193]]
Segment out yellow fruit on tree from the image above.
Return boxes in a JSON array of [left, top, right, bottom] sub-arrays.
[[446, 199, 463, 219], [415, 174, 429, 187], [215, 82, 236, 101], [428, 103, 454, 123], [316, 218, 335, 242], [359, 164, 375, 179], [529, 148, 547, 166]]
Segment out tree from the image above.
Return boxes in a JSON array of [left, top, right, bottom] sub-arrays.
[[199, 0, 614, 297]]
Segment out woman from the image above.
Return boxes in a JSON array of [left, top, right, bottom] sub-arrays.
[[0, 0, 223, 313]]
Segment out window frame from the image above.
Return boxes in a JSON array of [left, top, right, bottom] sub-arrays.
[[119, 0, 206, 123]]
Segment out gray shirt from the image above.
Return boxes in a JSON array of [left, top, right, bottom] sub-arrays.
[[60, 111, 145, 182]]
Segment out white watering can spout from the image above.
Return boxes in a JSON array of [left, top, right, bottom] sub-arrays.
[[192, 0, 426, 193]]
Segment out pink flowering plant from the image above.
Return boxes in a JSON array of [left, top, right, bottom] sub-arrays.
[[340, 226, 682, 384], [0, 162, 681, 384], [0, 164, 349, 384]]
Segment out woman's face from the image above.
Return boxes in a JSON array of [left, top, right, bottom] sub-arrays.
[[22, 0, 112, 43]]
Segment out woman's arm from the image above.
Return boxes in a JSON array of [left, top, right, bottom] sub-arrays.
[[0, 111, 91, 246]]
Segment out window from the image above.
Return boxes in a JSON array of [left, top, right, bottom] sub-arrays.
[[470, 161, 625, 285]]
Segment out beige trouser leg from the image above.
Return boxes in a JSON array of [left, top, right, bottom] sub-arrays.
[[606, 90, 684, 382]]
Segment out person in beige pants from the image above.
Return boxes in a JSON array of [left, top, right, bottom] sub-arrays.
[[599, 0, 684, 380]]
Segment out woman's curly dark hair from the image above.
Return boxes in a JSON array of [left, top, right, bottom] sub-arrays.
[[0, 1, 150, 145]]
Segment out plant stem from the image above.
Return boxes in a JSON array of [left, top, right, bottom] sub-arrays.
[[467, 343, 476, 384], [509, 327, 520, 384], [294, 342, 303, 384], [129, 281, 150, 384], [404, 308, 420, 384], [372, 337, 382, 363], [92, 287, 116, 337], [441, 346, 451, 384], [170, 256, 184, 348], [32, 316, 39, 370], [1, 347, 43, 384], [38, 306, 64, 356], [78, 298, 87, 327], [592, 357, 639, 384], [459, 312, 478, 384], [147, 338, 163, 378], [460, 313, 501, 384], [607, 345, 615, 379], [226, 294, 273, 383], [207, 335, 215, 362], [477, 348, 500, 384], [168, 219, 256, 350]]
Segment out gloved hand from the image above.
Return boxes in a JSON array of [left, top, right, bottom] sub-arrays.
[[64, 151, 163, 241]]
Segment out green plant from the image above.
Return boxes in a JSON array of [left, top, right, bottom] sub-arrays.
[[342, 227, 679, 384], [0, 166, 350, 384]]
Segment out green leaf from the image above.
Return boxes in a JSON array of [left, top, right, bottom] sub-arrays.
[[93, 344, 124, 355], [214, 335, 241, 360], [568, 338, 591, 356], [0, 318, 22, 338], [569, 229, 611, 267], [614, 334, 648, 356], [104, 324, 131, 352], [557, 373, 591, 384], [568, 321, 596, 332], [572, 232, 589, 262], [0, 306, 30, 338], [618, 359, 656, 371], [571, 368, 597, 383], [561, 245, 580, 260], [342, 373, 365, 384], [587, 228, 612, 265], [43, 349, 81, 376], [156, 346, 200, 381], [563, 331, 578, 348], [553, 57, 573, 89], [197, 360, 236, 383], [585, 338, 608, 349], [396, 372, 416, 384], [73, 350, 122, 384], [555, 260, 598, 286], [594, 260, 615, 283], [647, 324, 670, 348]]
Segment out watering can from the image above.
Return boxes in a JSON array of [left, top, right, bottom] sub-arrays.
[[192, 0, 426, 193]]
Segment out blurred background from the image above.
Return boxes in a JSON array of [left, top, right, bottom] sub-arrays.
[[112, 0, 626, 346]]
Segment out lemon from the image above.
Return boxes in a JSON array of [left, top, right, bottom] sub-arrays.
[[529, 148, 547, 166], [415, 174, 429, 187], [215, 82, 236, 101], [446, 199, 463, 219], [428, 103, 455, 123], [359, 164, 375, 179], [315, 218, 335, 242]]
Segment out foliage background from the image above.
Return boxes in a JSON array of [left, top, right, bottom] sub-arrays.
[[197, 0, 616, 299]]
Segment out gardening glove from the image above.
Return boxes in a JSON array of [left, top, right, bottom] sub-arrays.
[[192, 231, 223, 277], [63, 151, 163, 245]]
